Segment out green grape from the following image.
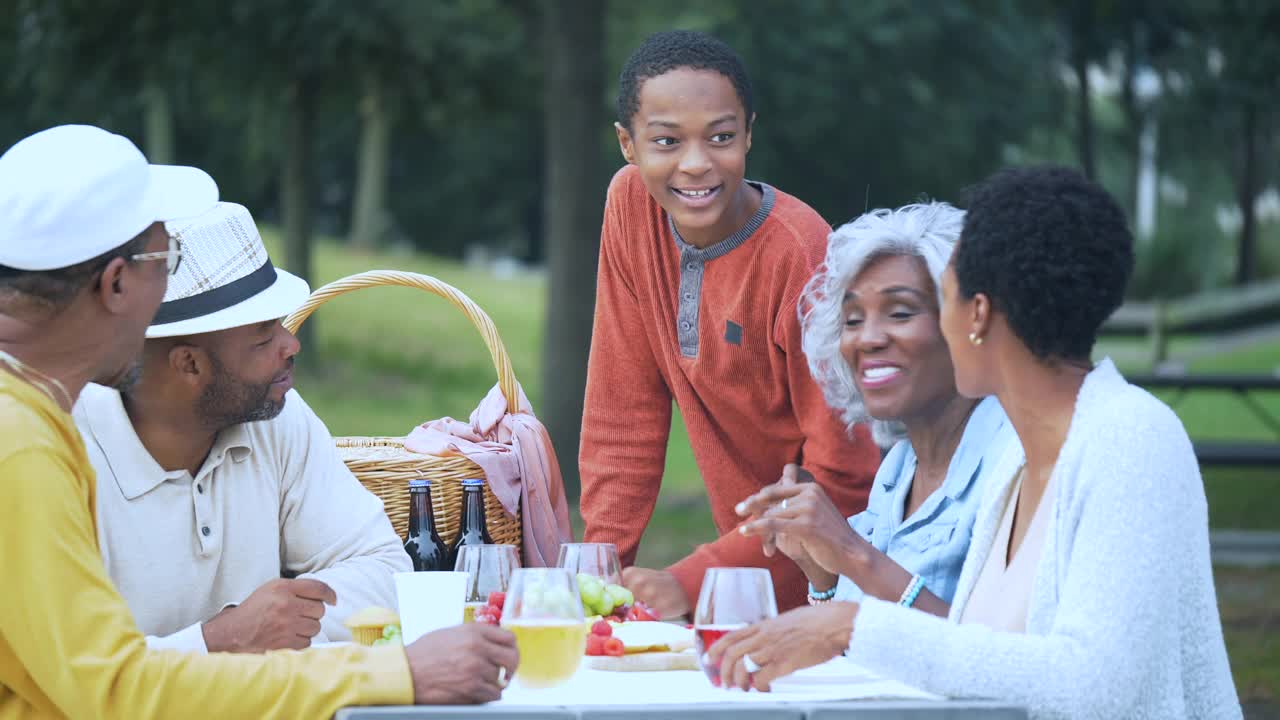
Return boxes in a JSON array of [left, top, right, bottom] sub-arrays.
[[382, 625, 401, 640], [607, 584, 634, 608], [578, 578, 605, 610]]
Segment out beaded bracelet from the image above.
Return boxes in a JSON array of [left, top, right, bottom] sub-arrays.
[[898, 574, 925, 608], [807, 584, 837, 605]]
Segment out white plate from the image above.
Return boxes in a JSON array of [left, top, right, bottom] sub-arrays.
[[310, 641, 354, 649]]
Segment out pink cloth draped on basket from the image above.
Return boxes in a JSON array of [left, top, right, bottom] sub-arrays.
[[403, 383, 574, 567]]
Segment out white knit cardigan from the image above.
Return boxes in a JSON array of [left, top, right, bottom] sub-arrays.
[[846, 359, 1241, 719]]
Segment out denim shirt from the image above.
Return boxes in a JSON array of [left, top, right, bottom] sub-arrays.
[[826, 396, 1019, 605]]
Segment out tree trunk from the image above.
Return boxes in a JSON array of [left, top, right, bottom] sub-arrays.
[[1071, 1, 1097, 180], [283, 77, 317, 357], [540, 0, 604, 501], [350, 72, 393, 251], [1235, 103, 1259, 286], [1121, 23, 1141, 220], [142, 81, 174, 165]]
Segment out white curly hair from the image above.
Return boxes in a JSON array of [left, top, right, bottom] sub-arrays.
[[798, 201, 965, 448]]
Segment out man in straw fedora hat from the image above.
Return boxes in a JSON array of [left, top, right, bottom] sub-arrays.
[[0, 125, 518, 719], [75, 200, 412, 653]]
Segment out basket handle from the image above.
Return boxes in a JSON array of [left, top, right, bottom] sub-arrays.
[[283, 270, 519, 414]]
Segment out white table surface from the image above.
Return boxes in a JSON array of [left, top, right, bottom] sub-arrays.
[[497, 657, 941, 707]]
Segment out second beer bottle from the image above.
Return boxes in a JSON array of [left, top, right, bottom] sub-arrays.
[[449, 477, 494, 567]]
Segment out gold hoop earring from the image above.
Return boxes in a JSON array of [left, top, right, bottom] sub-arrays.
[[968, 332, 984, 346]]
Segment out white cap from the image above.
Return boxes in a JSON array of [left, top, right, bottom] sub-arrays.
[[0, 124, 219, 271]]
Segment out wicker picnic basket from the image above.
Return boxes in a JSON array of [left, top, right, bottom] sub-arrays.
[[283, 270, 522, 555]]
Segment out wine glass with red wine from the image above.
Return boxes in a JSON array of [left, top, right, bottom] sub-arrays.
[[693, 567, 777, 686]]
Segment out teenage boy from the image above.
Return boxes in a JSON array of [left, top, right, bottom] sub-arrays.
[[579, 30, 879, 615]]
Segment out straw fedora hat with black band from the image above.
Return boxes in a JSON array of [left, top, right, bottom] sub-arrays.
[[147, 202, 310, 338]]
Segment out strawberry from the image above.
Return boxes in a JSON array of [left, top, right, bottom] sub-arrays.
[[585, 634, 606, 656], [590, 620, 613, 637], [602, 637, 625, 657], [487, 591, 506, 611], [627, 601, 658, 621]]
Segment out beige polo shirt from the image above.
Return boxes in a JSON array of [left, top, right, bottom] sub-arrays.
[[74, 383, 411, 652]]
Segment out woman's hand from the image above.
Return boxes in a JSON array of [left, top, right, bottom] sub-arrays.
[[736, 465, 870, 581], [706, 602, 858, 691]]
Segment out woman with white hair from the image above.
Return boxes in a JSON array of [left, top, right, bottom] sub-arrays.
[[733, 201, 1023, 621]]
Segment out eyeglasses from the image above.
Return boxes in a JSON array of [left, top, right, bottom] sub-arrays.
[[131, 232, 184, 276]]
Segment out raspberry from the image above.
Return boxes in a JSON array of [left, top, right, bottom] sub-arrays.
[[602, 637, 625, 657], [585, 633, 606, 656], [590, 620, 613, 637]]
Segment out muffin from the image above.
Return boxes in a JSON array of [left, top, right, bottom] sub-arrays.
[[344, 606, 400, 646]]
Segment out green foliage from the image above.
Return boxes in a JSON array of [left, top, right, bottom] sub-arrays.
[[4, 0, 1276, 294], [713, 0, 1063, 219]]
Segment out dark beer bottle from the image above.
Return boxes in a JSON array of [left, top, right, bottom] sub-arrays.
[[404, 479, 450, 571], [449, 478, 494, 567]]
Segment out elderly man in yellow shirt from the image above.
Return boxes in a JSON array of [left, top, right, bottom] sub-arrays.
[[0, 125, 518, 719]]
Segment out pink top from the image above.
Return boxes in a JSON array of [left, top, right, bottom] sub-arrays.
[[960, 468, 1054, 633]]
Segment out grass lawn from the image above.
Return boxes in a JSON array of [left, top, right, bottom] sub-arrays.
[[272, 235, 1279, 703]]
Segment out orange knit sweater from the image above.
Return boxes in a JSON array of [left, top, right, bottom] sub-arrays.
[[579, 165, 879, 611]]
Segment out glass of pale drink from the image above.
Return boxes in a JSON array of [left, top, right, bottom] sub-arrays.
[[501, 567, 587, 689]]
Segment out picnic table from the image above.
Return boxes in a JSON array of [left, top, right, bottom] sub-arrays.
[[334, 660, 1027, 720], [1128, 372, 1280, 469], [335, 701, 1027, 719]]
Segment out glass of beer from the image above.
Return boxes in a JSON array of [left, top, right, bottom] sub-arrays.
[[501, 567, 587, 689], [556, 543, 622, 585], [455, 544, 519, 623], [693, 567, 777, 687]]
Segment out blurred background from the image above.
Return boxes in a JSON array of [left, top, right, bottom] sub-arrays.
[[3, 0, 1278, 708]]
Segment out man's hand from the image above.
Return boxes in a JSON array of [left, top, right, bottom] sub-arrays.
[[621, 567, 690, 620], [201, 578, 335, 653], [406, 623, 519, 705]]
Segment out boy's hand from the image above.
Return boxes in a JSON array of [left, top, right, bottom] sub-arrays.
[[621, 567, 690, 620]]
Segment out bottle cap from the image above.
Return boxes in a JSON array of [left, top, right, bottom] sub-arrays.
[[409, 479, 432, 489], [462, 478, 484, 488]]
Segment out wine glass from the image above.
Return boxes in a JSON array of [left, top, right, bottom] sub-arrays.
[[556, 542, 624, 617], [693, 567, 778, 686], [454, 544, 519, 623], [556, 543, 622, 584], [501, 567, 587, 689]]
